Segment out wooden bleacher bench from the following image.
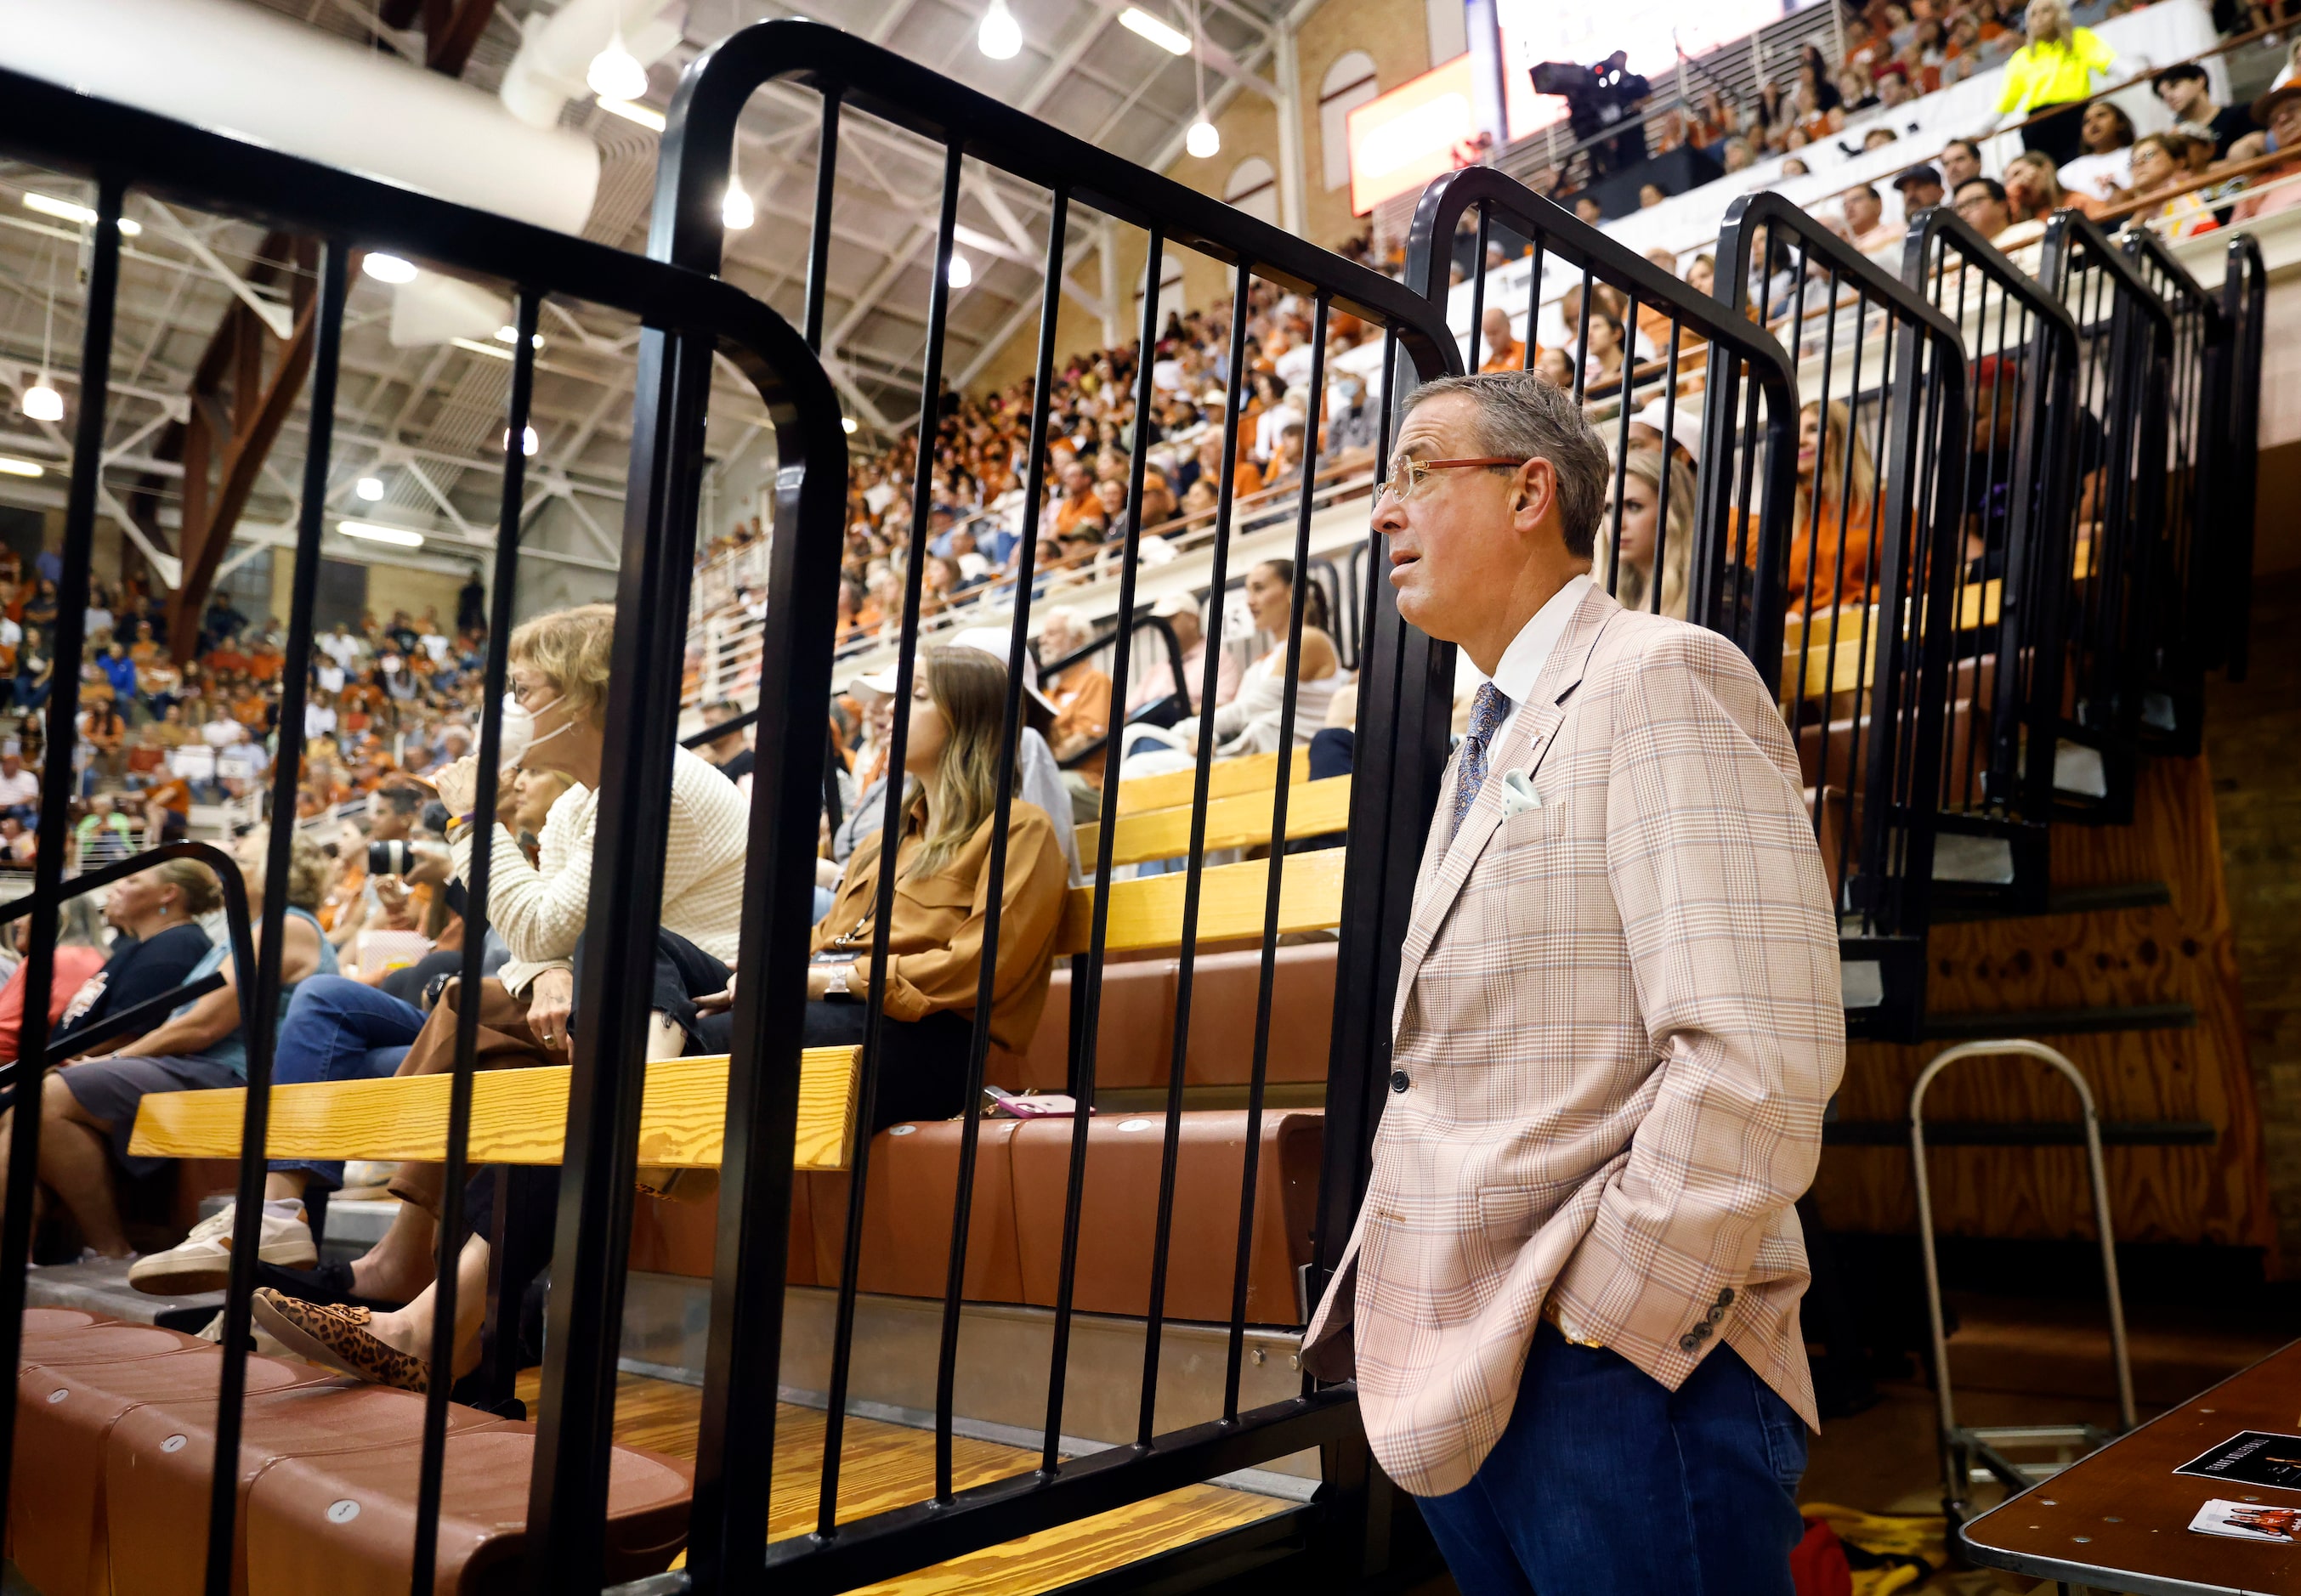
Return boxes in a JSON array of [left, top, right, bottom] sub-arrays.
[[129, 750, 1350, 1175]]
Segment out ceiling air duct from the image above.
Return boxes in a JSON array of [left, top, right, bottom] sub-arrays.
[[0, 0, 600, 235]]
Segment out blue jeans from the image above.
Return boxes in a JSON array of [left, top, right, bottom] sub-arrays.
[[267, 975, 423, 1192], [1414, 1323, 1808, 1596]]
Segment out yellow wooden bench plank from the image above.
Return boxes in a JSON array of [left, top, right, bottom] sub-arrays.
[[1781, 534, 2098, 701], [1077, 776, 1352, 867], [127, 1045, 860, 1171], [1112, 749, 1308, 818], [1057, 848, 1346, 954]]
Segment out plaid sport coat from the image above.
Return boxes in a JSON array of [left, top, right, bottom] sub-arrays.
[[1301, 584, 1844, 1498]]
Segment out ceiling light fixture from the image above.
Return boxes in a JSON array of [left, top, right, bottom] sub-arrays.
[[948, 252, 973, 288], [586, 25, 649, 101], [503, 425, 541, 457], [595, 95, 666, 131], [362, 252, 418, 285], [493, 325, 544, 348], [722, 183, 754, 229], [1185, 0, 1218, 158], [337, 519, 426, 548], [25, 246, 61, 424], [355, 475, 385, 501], [21, 194, 141, 235], [1119, 6, 1191, 54], [978, 0, 1023, 59], [842, 416, 859, 435], [0, 456, 44, 478]]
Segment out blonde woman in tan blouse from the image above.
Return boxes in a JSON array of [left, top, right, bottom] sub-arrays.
[[807, 642, 1068, 1132]]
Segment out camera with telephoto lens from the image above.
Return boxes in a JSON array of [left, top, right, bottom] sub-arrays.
[[368, 839, 416, 876]]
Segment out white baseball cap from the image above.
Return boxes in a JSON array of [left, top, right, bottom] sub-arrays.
[[949, 626, 1060, 717], [1633, 398, 1702, 461], [1150, 591, 1201, 620]]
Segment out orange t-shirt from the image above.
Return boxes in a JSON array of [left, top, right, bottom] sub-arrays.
[[1479, 339, 1528, 373]]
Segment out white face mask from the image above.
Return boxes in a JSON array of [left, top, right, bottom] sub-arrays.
[[496, 690, 569, 767]]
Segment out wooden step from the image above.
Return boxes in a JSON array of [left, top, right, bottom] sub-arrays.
[[572, 1371, 1294, 1596]]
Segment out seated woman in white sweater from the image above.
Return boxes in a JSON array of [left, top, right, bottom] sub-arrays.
[[1119, 559, 1347, 777], [247, 604, 749, 1388]]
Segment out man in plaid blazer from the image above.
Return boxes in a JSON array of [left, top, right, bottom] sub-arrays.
[[1302, 371, 1843, 1593]]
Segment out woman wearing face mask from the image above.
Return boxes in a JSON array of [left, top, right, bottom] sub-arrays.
[[245, 603, 748, 1322]]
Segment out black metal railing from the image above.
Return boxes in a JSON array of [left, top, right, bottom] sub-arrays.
[[2215, 232, 2267, 684], [640, 20, 1459, 1593], [0, 59, 846, 1596], [1897, 209, 2083, 918], [1716, 191, 1970, 1043], [2033, 213, 2174, 828], [2119, 226, 2227, 760]]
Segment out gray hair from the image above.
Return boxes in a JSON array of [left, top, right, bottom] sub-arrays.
[[1400, 371, 1612, 559]]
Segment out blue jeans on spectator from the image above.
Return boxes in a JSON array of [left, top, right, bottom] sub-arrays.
[[1414, 1323, 1808, 1595], [267, 975, 424, 1193]]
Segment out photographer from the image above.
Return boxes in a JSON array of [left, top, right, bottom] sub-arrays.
[[1539, 51, 1652, 178]]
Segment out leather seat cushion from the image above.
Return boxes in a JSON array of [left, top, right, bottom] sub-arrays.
[[241, 1426, 691, 1595], [1008, 1110, 1323, 1325]]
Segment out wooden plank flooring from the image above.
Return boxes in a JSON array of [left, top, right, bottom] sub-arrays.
[[519, 1371, 1289, 1595]]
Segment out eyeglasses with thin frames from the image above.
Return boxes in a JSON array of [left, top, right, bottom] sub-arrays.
[[1375, 456, 1530, 507]]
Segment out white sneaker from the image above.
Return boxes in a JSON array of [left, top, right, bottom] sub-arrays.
[[128, 1202, 316, 1294]]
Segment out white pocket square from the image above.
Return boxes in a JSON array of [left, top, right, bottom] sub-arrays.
[[1499, 768, 1542, 816]]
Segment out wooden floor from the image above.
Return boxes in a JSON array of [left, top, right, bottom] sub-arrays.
[[515, 1370, 1290, 1595]]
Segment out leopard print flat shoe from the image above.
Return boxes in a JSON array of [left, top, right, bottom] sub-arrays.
[[250, 1287, 429, 1393]]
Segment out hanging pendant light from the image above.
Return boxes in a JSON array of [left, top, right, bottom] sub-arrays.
[[1185, 0, 1218, 159], [978, 0, 1023, 59], [587, 11, 649, 104], [22, 247, 62, 422]]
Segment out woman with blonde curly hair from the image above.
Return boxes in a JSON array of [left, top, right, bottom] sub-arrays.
[[18, 827, 337, 1263]]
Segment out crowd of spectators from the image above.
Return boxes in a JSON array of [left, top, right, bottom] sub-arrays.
[[1508, 0, 2285, 238], [0, 551, 499, 879]]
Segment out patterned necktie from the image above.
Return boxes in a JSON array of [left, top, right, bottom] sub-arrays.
[[1451, 682, 1512, 841]]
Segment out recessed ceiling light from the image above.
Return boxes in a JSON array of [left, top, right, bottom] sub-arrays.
[[1119, 7, 1192, 54], [362, 253, 418, 285], [21, 194, 141, 235], [337, 519, 425, 547]]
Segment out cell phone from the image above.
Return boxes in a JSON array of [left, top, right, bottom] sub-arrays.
[[981, 1084, 1086, 1119]]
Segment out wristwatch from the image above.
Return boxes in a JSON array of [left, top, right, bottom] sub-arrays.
[[824, 961, 852, 997]]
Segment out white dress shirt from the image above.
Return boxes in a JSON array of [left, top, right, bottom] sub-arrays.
[[1481, 572, 1593, 744]]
